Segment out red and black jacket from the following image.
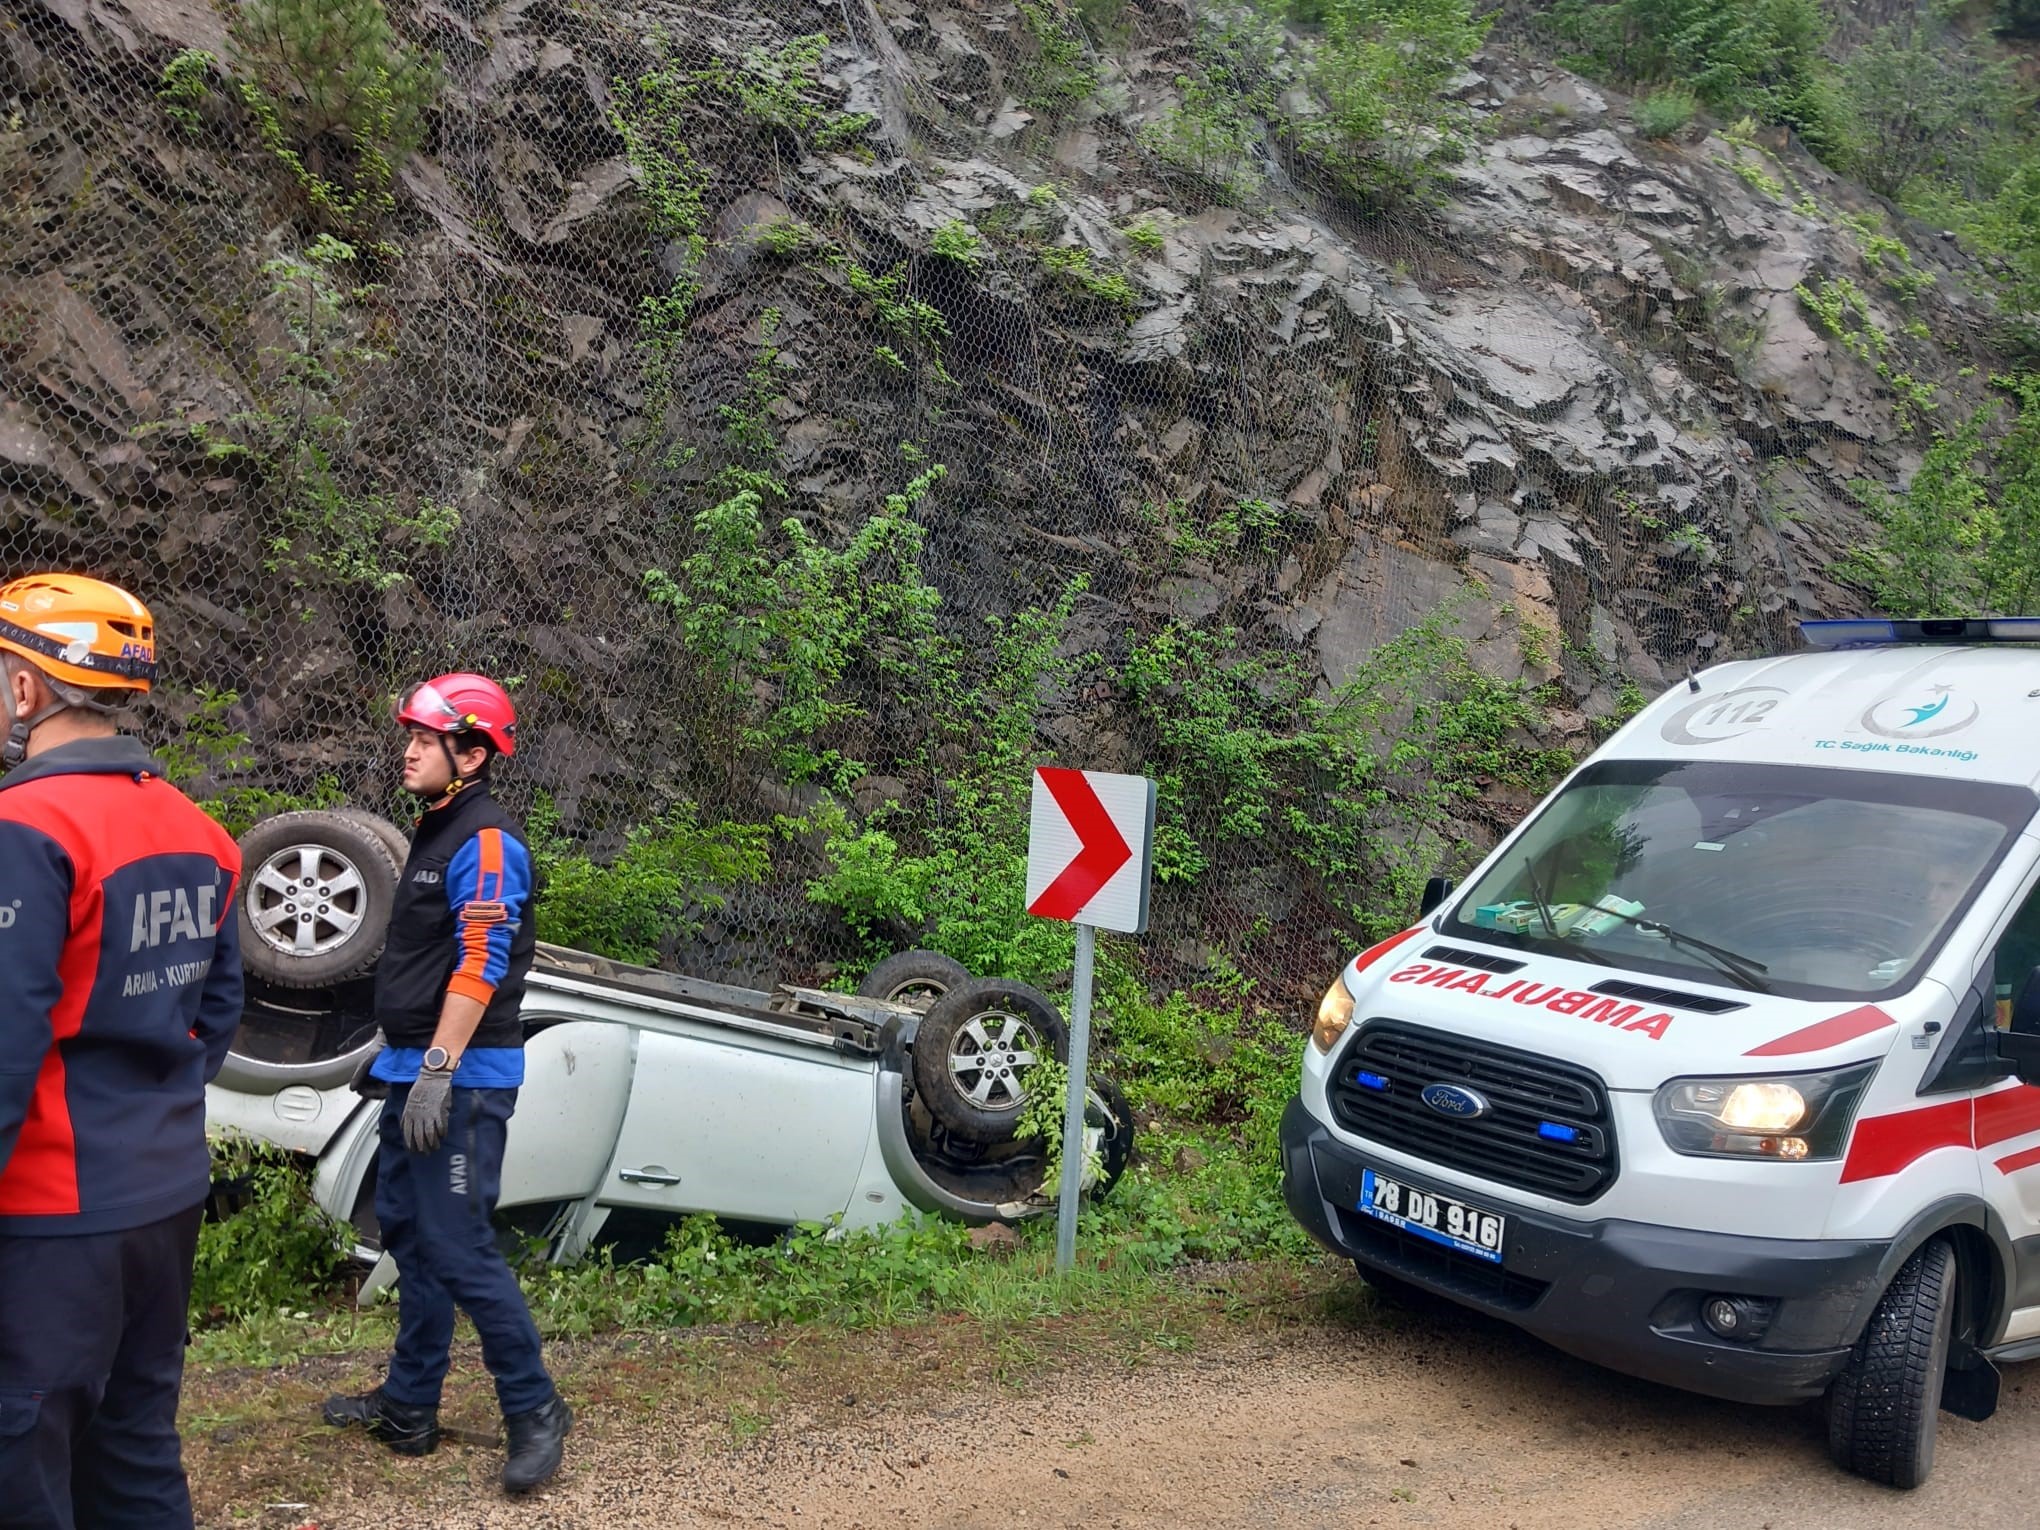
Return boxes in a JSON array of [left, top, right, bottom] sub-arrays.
[[0, 737, 244, 1235]]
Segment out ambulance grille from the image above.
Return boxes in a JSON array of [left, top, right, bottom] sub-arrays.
[[1330, 1021, 1617, 1203]]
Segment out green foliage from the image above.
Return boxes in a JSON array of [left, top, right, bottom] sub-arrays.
[[1124, 217, 1168, 253], [159, 49, 216, 135], [526, 797, 770, 964], [156, 687, 341, 835], [806, 581, 1088, 984], [1142, 69, 1269, 199], [1797, 275, 1940, 430], [609, 53, 711, 423], [647, 466, 950, 791], [140, 236, 452, 592], [833, 255, 955, 380], [692, 32, 874, 151], [755, 217, 820, 258], [1017, 0, 1101, 113], [931, 221, 984, 267], [193, 1137, 349, 1322], [225, 0, 438, 233], [1283, 0, 1492, 204], [1836, 19, 2020, 203], [1041, 246, 1140, 310], [1546, 0, 1843, 157], [1839, 376, 2040, 617], [1125, 612, 1569, 939], [1014, 1058, 1104, 1194], [1635, 85, 1698, 139]]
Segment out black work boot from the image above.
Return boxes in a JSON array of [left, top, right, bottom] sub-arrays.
[[501, 1394, 573, 1493], [320, 1385, 441, 1456]]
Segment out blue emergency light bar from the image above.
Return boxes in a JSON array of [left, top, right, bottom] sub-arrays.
[[1800, 618, 2040, 649]]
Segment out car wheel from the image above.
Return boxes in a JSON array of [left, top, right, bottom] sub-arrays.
[[911, 979, 1068, 1143], [330, 806, 412, 869], [1090, 1074, 1135, 1201], [1828, 1237, 1957, 1489], [236, 811, 400, 989], [857, 949, 970, 1012]]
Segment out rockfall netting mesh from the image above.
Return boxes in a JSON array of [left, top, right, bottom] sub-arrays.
[[4, 0, 1984, 1001]]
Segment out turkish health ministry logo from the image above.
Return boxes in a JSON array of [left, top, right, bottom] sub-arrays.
[[1861, 683, 1981, 740]]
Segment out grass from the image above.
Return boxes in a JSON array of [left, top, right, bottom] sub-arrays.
[[182, 1256, 1356, 1519]]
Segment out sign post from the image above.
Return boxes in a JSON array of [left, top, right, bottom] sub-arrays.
[[1025, 767, 1156, 1274]]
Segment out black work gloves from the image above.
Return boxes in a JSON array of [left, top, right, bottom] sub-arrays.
[[402, 1067, 455, 1153], [349, 1031, 387, 1098]]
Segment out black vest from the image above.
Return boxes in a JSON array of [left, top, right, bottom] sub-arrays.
[[373, 784, 536, 1050]]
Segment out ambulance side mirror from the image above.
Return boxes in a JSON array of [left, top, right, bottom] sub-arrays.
[[1420, 876, 1455, 918]]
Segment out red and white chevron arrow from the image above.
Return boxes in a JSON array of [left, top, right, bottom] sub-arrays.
[[1025, 768, 1156, 934]]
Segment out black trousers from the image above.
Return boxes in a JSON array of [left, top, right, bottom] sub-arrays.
[[0, 1205, 203, 1530]]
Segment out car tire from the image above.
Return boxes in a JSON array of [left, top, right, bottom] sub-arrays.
[[1827, 1237, 1957, 1489], [236, 811, 401, 989], [911, 979, 1069, 1144], [1090, 1074, 1135, 1201], [330, 806, 412, 869], [857, 949, 971, 1012]]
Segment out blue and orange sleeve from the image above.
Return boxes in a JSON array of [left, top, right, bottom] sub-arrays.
[[0, 820, 73, 1181], [443, 828, 531, 1006]]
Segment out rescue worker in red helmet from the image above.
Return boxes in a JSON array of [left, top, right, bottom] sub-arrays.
[[0, 573, 244, 1529], [321, 672, 571, 1494]]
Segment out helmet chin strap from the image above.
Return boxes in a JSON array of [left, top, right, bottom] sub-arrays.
[[2, 700, 68, 769], [430, 732, 485, 802]]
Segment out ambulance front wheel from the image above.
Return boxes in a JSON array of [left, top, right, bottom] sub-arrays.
[[1826, 1237, 1956, 1490]]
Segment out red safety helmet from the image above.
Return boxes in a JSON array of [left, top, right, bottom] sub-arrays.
[[395, 672, 518, 758]]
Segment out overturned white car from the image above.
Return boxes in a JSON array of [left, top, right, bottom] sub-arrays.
[[205, 810, 1130, 1294]]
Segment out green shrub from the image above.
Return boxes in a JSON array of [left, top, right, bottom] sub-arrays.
[[226, 0, 438, 231], [1836, 20, 2018, 202], [193, 1138, 349, 1321], [1635, 85, 1697, 138], [931, 220, 984, 266], [1546, 0, 1843, 157], [527, 800, 770, 965]]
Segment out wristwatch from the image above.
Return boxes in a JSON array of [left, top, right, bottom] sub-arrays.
[[422, 1045, 456, 1072]]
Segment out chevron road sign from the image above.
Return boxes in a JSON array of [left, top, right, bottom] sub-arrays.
[[1024, 767, 1156, 1272]]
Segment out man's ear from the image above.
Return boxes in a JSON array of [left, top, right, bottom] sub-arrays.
[[5, 663, 35, 722]]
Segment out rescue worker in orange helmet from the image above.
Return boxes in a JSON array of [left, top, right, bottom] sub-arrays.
[[321, 672, 571, 1494], [0, 574, 244, 1529]]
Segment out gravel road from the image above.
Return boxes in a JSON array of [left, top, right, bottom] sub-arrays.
[[255, 1287, 2040, 1530]]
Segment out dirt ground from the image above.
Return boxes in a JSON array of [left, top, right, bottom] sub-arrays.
[[189, 1275, 2040, 1530]]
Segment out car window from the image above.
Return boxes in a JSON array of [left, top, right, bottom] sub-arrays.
[[1995, 878, 2040, 1028], [1445, 760, 2038, 1002]]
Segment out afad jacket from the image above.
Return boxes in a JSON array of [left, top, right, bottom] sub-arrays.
[[0, 737, 244, 1235]]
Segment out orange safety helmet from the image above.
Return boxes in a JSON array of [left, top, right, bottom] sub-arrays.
[[0, 573, 158, 693]]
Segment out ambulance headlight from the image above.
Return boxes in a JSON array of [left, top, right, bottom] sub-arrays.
[[1654, 1064, 1877, 1161], [1312, 978, 1356, 1053]]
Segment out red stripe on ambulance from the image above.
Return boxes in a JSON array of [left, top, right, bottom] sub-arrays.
[[1745, 1005, 1895, 1058], [1838, 1099, 1974, 1184]]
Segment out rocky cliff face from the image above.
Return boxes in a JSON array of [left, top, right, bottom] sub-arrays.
[[1, 0, 1998, 972]]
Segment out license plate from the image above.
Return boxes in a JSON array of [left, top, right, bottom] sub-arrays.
[[1359, 1169, 1506, 1265]]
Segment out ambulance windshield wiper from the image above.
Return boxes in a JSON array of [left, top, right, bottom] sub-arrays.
[[1571, 901, 1773, 994], [1518, 859, 1614, 968]]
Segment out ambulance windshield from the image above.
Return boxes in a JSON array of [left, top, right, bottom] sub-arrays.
[[1444, 760, 2037, 1002]]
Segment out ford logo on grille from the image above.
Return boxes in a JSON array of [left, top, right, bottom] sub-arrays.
[[1421, 1082, 1490, 1119]]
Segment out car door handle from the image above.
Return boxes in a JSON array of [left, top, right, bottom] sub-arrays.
[[618, 1167, 682, 1186]]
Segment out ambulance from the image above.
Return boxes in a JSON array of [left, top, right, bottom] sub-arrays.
[[1281, 618, 2040, 1488]]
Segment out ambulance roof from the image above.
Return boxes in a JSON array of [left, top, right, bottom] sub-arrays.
[[1609, 639, 2040, 792]]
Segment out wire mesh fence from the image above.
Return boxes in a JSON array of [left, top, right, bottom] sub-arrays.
[[5, 0, 1928, 1005]]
